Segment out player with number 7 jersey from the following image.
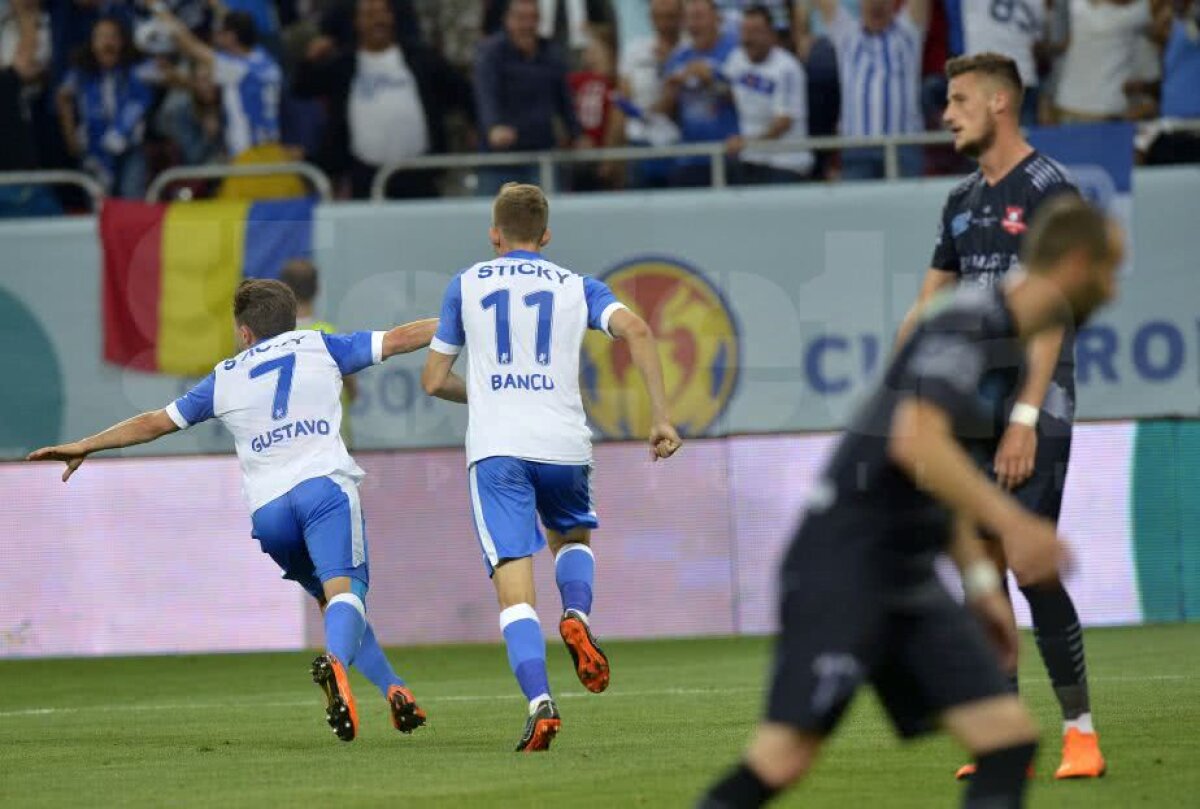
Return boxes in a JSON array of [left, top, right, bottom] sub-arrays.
[[27, 279, 438, 744], [421, 183, 683, 753]]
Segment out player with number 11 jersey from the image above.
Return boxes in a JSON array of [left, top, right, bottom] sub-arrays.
[[422, 183, 682, 752]]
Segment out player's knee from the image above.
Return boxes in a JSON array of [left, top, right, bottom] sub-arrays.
[[326, 591, 366, 620], [745, 723, 819, 787], [553, 539, 592, 562]]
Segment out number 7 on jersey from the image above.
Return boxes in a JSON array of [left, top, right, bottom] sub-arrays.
[[250, 354, 296, 420]]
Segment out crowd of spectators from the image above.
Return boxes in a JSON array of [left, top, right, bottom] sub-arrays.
[[1, 0, 1198, 213]]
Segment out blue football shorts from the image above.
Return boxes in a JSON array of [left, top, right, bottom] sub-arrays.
[[251, 475, 369, 600], [468, 457, 599, 576]]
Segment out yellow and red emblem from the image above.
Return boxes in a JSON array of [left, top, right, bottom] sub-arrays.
[[581, 257, 739, 438]]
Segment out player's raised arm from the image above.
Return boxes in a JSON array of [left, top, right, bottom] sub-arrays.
[[888, 398, 1063, 586], [26, 409, 179, 482], [607, 307, 681, 461]]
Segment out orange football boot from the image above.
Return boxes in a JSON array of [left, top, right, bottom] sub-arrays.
[[311, 653, 359, 742], [559, 609, 610, 694], [1055, 729, 1106, 779], [386, 684, 427, 734], [515, 699, 561, 752], [954, 763, 1036, 780]]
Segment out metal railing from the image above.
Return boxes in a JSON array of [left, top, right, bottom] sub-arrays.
[[145, 161, 333, 202], [0, 170, 105, 211], [371, 131, 959, 199]]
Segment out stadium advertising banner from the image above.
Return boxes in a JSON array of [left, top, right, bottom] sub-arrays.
[[2, 421, 1196, 658], [1, 168, 1198, 461]]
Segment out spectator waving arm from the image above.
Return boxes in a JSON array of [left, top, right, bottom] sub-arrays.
[[151, 1, 216, 68]]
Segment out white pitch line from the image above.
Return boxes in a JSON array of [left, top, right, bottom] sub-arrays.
[[0, 686, 761, 720], [0, 675, 1191, 721]]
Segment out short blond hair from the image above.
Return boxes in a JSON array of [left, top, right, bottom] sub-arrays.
[[493, 183, 549, 244]]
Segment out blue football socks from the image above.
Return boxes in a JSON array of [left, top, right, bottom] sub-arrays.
[[353, 622, 405, 696], [555, 543, 595, 617], [324, 593, 367, 666], [499, 603, 551, 707]]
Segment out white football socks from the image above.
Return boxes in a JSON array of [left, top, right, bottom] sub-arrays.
[[1064, 712, 1095, 735]]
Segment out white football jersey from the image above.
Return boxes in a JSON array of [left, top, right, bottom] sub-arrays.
[[165, 329, 384, 511], [431, 250, 626, 466]]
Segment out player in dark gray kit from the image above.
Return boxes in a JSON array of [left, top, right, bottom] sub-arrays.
[[896, 52, 1105, 780], [697, 199, 1123, 809]]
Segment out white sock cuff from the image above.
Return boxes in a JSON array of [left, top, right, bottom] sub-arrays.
[[555, 542, 594, 563], [499, 602, 539, 631], [327, 592, 366, 620]]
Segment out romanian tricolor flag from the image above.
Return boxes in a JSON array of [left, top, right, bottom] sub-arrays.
[[101, 197, 315, 375]]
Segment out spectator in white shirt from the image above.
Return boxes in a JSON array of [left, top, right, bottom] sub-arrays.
[[1054, 0, 1151, 122], [812, 0, 930, 180], [618, 0, 683, 136], [725, 4, 813, 183]]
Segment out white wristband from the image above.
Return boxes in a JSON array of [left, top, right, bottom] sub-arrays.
[[1009, 402, 1039, 428], [963, 561, 1001, 601]]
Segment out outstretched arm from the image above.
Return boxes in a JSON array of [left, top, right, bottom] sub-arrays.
[[420, 350, 468, 403], [608, 308, 681, 461], [382, 317, 438, 360], [27, 410, 179, 482]]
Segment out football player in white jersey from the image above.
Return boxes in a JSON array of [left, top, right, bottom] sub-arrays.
[[28, 280, 437, 743], [421, 183, 683, 752]]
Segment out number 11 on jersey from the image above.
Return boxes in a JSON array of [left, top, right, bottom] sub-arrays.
[[481, 290, 555, 366]]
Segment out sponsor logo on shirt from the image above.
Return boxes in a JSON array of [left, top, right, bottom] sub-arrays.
[[1002, 205, 1027, 235], [581, 257, 739, 439]]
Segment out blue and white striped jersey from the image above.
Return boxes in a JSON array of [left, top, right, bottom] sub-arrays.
[[165, 329, 384, 510], [212, 47, 282, 156], [432, 250, 626, 467], [826, 8, 924, 137]]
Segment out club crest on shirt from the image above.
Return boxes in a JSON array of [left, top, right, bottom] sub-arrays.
[[580, 257, 739, 439], [1002, 205, 1027, 235]]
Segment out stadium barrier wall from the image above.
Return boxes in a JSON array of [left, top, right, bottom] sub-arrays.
[[3, 420, 1197, 659], [1, 167, 1199, 461]]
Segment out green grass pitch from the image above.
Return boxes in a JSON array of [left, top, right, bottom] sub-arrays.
[[1, 625, 1197, 807]]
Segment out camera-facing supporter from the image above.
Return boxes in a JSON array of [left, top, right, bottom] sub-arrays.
[[294, 0, 471, 199], [656, 0, 740, 186], [484, 0, 617, 67], [811, 0, 930, 180], [474, 0, 583, 194], [724, 4, 813, 183], [616, 0, 684, 187], [318, 0, 418, 49], [56, 17, 152, 198]]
